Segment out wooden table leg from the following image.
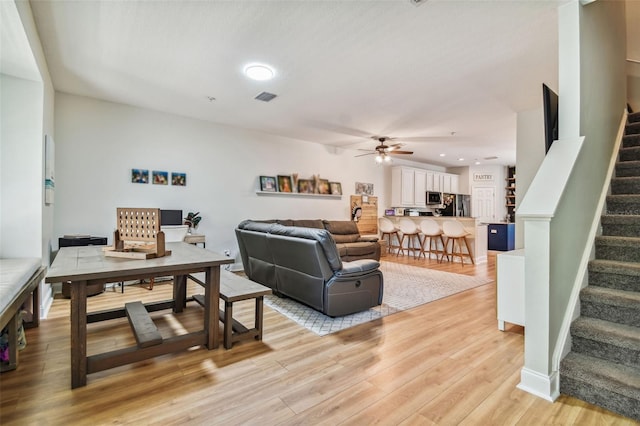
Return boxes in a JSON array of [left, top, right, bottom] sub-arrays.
[[70, 280, 88, 388], [204, 266, 220, 349], [255, 296, 264, 341], [173, 275, 187, 313], [224, 301, 233, 349]]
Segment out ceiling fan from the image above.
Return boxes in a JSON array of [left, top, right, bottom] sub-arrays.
[[355, 136, 414, 163]]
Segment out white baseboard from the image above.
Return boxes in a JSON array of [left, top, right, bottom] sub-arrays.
[[517, 367, 560, 402]]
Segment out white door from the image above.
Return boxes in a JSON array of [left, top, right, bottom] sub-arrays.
[[472, 186, 496, 221]]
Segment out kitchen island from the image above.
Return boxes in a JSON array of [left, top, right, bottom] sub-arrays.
[[384, 216, 488, 264]]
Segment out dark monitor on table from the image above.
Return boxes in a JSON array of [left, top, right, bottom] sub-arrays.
[[160, 210, 183, 226]]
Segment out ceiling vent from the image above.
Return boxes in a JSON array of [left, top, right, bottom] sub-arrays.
[[409, 0, 428, 6], [255, 92, 277, 102]]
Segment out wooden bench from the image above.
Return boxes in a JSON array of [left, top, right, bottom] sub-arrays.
[[0, 259, 46, 372], [191, 271, 272, 349], [125, 301, 163, 348]]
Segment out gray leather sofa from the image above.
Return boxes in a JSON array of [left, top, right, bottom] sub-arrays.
[[235, 220, 383, 316]]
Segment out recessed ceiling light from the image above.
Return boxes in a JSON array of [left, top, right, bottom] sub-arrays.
[[458, 158, 464, 161], [244, 63, 275, 81], [439, 153, 446, 157], [475, 161, 481, 165]]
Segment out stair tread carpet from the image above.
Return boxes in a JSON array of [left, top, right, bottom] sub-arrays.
[[629, 111, 640, 123], [589, 258, 640, 276], [623, 134, 640, 148], [601, 214, 640, 225], [571, 317, 640, 351], [615, 160, 640, 176], [561, 352, 640, 401], [581, 286, 640, 309], [627, 122, 640, 135], [595, 235, 640, 245]]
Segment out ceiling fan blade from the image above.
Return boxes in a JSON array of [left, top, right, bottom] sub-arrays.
[[388, 150, 413, 155], [355, 152, 376, 157]]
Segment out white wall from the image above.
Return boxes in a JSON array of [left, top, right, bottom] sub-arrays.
[[54, 93, 387, 267], [0, 74, 43, 258], [515, 107, 545, 248], [1, 0, 56, 317]]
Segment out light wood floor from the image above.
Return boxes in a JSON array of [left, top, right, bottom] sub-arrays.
[[1, 252, 636, 425]]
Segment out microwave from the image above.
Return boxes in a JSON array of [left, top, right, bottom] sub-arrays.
[[426, 191, 442, 205]]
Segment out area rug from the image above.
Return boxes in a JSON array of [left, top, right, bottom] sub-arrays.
[[263, 261, 491, 336]]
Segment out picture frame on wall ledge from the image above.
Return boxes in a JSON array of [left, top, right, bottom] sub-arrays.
[[131, 169, 149, 184], [318, 179, 331, 195], [260, 176, 277, 192], [329, 182, 342, 195], [297, 179, 314, 194], [277, 175, 292, 192]]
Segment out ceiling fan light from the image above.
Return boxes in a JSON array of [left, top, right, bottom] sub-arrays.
[[384, 155, 392, 162], [375, 154, 383, 163]]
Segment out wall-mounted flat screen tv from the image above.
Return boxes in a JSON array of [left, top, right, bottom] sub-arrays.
[[543, 83, 559, 154]]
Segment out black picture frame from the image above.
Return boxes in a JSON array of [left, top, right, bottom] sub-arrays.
[[260, 176, 277, 192]]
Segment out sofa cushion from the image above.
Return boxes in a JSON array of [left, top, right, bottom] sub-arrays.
[[292, 219, 324, 229], [275, 219, 294, 226], [334, 259, 380, 277], [339, 241, 378, 257], [323, 220, 361, 243], [267, 224, 342, 271]]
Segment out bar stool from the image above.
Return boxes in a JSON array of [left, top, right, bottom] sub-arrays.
[[419, 218, 445, 261], [441, 220, 475, 265], [397, 218, 421, 258], [379, 217, 401, 254]]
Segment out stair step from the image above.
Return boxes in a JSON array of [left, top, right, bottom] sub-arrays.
[[616, 160, 640, 177], [606, 194, 640, 215], [588, 259, 640, 292], [611, 176, 640, 195], [601, 214, 640, 236], [581, 286, 640, 327], [620, 146, 640, 162], [623, 134, 640, 148], [560, 352, 640, 421], [629, 111, 640, 123], [627, 122, 640, 136], [595, 235, 640, 263], [570, 317, 640, 369]]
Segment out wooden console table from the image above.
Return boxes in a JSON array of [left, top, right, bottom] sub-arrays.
[[45, 242, 232, 388]]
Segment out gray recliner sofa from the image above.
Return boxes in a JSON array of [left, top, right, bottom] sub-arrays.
[[235, 220, 383, 317]]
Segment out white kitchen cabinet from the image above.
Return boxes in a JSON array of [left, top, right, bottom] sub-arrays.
[[426, 171, 435, 192], [414, 169, 426, 207], [393, 167, 459, 207], [392, 166, 426, 207], [442, 173, 452, 193], [450, 174, 459, 194]]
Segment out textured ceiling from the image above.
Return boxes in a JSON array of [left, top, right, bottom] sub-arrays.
[[27, 0, 572, 167]]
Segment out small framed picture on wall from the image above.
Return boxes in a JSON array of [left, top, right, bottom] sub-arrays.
[[131, 169, 149, 184], [260, 176, 277, 192]]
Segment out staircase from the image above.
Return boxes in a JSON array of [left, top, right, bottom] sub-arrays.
[[560, 111, 640, 421]]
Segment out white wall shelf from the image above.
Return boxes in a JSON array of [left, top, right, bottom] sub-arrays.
[[256, 191, 342, 199]]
